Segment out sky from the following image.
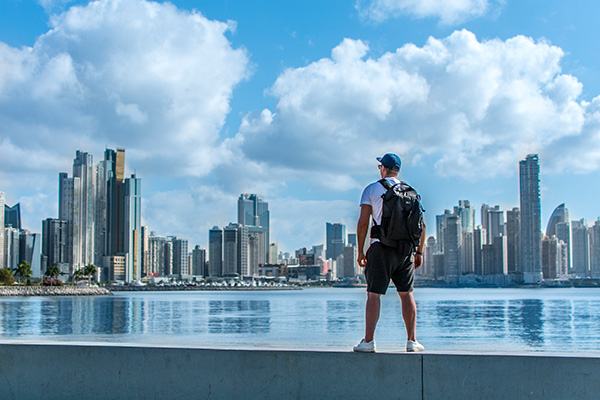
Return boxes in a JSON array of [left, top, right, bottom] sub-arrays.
[[1, 0, 600, 253]]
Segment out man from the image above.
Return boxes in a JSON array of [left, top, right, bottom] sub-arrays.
[[353, 153, 426, 353]]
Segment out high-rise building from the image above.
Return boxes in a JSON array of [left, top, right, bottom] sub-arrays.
[[147, 234, 170, 277], [208, 226, 223, 277], [347, 233, 357, 247], [104, 148, 126, 258], [506, 208, 521, 275], [461, 231, 474, 274], [192, 246, 207, 276], [456, 200, 475, 233], [19, 231, 42, 278], [42, 218, 68, 273], [141, 226, 149, 277], [443, 214, 461, 283], [269, 243, 278, 264], [341, 245, 357, 278], [73, 151, 96, 269], [473, 226, 485, 275], [172, 238, 189, 277], [424, 236, 436, 276], [58, 172, 79, 273], [519, 154, 543, 283], [123, 174, 142, 282], [238, 225, 249, 276], [571, 219, 590, 278], [4, 226, 20, 270], [482, 204, 504, 243], [590, 219, 600, 279], [238, 194, 269, 264], [0, 192, 5, 268], [542, 236, 561, 280], [326, 222, 346, 260], [546, 203, 571, 271], [4, 203, 21, 230], [223, 223, 239, 276]]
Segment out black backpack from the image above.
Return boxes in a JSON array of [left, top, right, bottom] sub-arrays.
[[371, 179, 425, 249]]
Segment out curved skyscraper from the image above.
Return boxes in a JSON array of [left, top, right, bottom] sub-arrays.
[[546, 203, 569, 237], [546, 203, 571, 271]]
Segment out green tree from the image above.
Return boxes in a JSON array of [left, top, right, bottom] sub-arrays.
[[13, 261, 32, 284], [45, 264, 61, 286], [84, 264, 97, 285], [73, 268, 85, 285], [0, 268, 15, 285]]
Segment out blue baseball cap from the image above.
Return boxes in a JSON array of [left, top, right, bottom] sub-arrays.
[[376, 153, 401, 171]]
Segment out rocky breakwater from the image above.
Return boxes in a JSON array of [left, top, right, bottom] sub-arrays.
[[0, 286, 112, 297]]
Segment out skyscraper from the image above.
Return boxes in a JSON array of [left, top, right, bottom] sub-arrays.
[[42, 218, 68, 272], [506, 207, 521, 275], [19, 231, 42, 278], [443, 214, 461, 283], [192, 246, 207, 276], [123, 174, 142, 282], [571, 219, 590, 278], [590, 219, 600, 279], [0, 192, 4, 268], [103, 148, 126, 258], [223, 223, 239, 276], [4, 203, 21, 230], [546, 203, 571, 271], [519, 154, 543, 283], [73, 151, 96, 269], [326, 222, 346, 260], [209, 226, 223, 277], [172, 238, 189, 277], [238, 194, 269, 264]]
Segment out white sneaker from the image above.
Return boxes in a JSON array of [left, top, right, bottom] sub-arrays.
[[406, 340, 425, 352], [353, 339, 375, 353]]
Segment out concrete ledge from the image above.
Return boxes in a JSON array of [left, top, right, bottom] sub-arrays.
[[0, 344, 598, 399]]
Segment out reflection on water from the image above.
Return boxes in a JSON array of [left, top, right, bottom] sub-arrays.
[[1, 288, 600, 353]]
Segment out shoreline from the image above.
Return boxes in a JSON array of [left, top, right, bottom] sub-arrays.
[[108, 285, 302, 292], [0, 286, 112, 297]]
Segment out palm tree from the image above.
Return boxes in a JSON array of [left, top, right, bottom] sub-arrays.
[[45, 264, 61, 286], [84, 264, 97, 285], [73, 268, 85, 285], [13, 261, 32, 285]]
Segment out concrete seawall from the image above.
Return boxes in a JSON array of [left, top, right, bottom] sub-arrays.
[[0, 344, 598, 400], [0, 286, 112, 296]]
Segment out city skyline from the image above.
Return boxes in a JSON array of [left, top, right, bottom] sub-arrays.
[[3, 149, 599, 280], [1, 0, 600, 252]]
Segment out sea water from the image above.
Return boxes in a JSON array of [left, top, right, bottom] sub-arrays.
[[1, 287, 599, 354]]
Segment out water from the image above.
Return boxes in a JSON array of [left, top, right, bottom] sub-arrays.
[[1, 287, 600, 354]]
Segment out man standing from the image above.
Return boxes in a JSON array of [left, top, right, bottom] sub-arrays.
[[353, 153, 426, 353]]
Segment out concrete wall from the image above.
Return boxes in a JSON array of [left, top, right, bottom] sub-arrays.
[[0, 344, 598, 400]]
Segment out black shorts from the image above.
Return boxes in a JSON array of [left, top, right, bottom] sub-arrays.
[[365, 242, 414, 294]]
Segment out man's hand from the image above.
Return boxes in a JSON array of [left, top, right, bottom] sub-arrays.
[[414, 253, 423, 269], [357, 252, 367, 268]]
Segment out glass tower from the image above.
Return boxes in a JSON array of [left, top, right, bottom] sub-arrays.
[[519, 154, 543, 283]]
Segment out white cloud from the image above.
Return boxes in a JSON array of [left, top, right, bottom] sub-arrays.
[[357, 0, 504, 25], [0, 0, 250, 180], [239, 30, 597, 182]]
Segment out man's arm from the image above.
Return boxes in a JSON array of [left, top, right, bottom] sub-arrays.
[[414, 221, 426, 269], [357, 204, 372, 268]]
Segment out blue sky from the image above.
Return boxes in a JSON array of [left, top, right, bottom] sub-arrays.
[[1, 0, 599, 252]]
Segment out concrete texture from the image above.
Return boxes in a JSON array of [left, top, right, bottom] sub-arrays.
[[423, 353, 600, 400], [0, 344, 598, 399], [0, 344, 421, 400]]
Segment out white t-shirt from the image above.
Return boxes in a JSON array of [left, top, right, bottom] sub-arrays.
[[360, 177, 401, 243]]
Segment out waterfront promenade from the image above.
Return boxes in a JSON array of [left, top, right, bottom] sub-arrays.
[[0, 343, 598, 399]]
